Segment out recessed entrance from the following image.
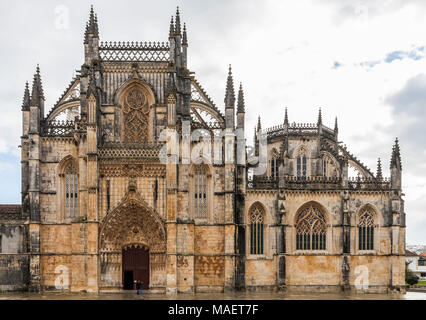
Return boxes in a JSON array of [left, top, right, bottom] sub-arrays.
[[122, 246, 150, 290], [123, 270, 134, 290]]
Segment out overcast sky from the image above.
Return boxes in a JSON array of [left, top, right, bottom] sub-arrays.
[[0, 0, 425, 244]]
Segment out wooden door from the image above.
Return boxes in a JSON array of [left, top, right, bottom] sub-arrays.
[[122, 246, 150, 290]]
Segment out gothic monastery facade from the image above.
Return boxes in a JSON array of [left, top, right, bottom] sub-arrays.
[[0, 7, 406, 293]]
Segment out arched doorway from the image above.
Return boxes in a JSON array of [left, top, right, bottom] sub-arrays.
[[99, 191, 166, 291], [122, 245, 150, 290]]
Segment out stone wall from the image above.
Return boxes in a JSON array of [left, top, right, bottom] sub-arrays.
[[0, 218, 29, 291]]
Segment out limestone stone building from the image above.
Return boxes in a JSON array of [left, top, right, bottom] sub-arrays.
[[0, 6, 406, 293]]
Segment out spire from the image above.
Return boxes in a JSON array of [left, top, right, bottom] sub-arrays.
[[390, 138, 402, 169], [30, 65, 44, 106], [224, 65, 235, 107], [169, 16, 175, 37], [257, 116, 262, 132], [182, 23, 188, 45], [94, 14, 99, 37], [175, 7, 181, 35], [334, 116, 338, 133], [237, 83, 245, 113], [22, 82, 31, 110], [84, 5, 99, 43], [284, 108, 289, 125], [317, 108, 322, 126], [376, 158, 383, 180]]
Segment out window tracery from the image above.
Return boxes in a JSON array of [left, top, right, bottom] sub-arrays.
[[270, 149, 279, 180], [296, 204, 326, 250], [358, 207, 375, 250], [193, 165, 207, 218], [64, 162, 78, 218], [249, 203, 265, 255]]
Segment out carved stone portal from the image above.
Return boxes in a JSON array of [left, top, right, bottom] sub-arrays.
[[99, 190, 166, 289]]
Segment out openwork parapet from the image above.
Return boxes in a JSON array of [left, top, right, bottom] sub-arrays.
[[41, 120, 75, 137], [247, 175, 391, 191], [247, 176, 278, 189], [99, 41, 170, 62], [265, 123, 337, 139], [347, 176, 391, 190], [282, 176, 342, 190]]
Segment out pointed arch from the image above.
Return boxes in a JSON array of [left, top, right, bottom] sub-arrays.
[[99, 191, 166, 253], [321, 151, 339, 178], [270, 148, 279, 180], [114, 78, 157, 107], [295, 145, 309, 178], [294, 144, 310, 158], [248, 202, 266, 255], [357, 204, 377, 251], [99, 190, 166, 290], [189, 163, 213, 219], [58, 155, 79, 220], [295, 201, 327, 250], [114, 79, 156, 144], [58, 155, 78, 174]]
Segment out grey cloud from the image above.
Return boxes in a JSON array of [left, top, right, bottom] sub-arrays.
[[382, 74, 426, 175], [320, 0, 426, 25], [386, 74, 426, 117]]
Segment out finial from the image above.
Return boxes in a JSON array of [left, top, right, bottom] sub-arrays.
[[390, 137, 402, 170], [182, 23, 188, 45], [284, 107, 289, 125], [169, 16, 174, 37], [237, 83, 245, 113], [30, 65, 44, 106], [89, 5, 95, 26], [175, 7, 181, 35], [257, 116, 262, 132], [334, 116, 338, 133], [84, 5, 99, 43], [94, 14, 99, 36], [22, 82, 31, 110], [376, 158, 383, 180], [317, 108, 322, 125], [224, 65, 235, 108]]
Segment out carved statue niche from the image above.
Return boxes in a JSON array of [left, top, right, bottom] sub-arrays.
[[277, 189, 286, 224]]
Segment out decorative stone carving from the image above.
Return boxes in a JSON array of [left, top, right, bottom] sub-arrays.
[[123, 87, 150, 144], [99, 188, 166, 254]]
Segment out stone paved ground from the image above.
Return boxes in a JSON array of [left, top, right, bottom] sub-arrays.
[[0, 291, 425, 300]]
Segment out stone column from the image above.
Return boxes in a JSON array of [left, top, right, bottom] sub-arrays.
[[223, 130, 236, 291], [28, 103, 41, 291]]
